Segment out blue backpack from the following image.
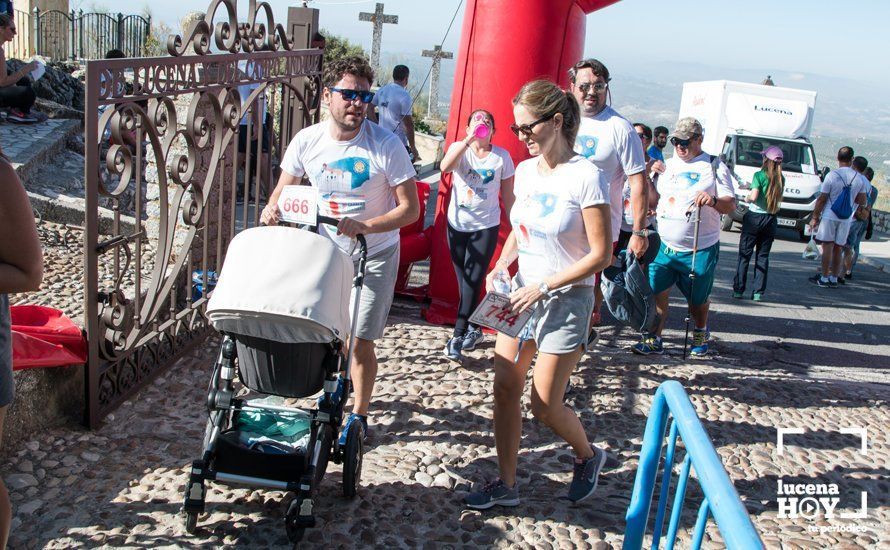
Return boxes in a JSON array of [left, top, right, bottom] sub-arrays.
[[829, 172, 855, 220]]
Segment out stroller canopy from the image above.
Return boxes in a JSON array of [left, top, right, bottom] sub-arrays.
[[207, 226, 354, 343]]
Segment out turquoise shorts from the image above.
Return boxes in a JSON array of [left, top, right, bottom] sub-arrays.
[[649, 242, 719, 306]]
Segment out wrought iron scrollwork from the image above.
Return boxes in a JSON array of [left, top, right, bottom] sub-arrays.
[[167, 0, 294, 57]]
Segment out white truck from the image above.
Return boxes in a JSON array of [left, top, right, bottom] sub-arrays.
[[678, 80, 826, 240]]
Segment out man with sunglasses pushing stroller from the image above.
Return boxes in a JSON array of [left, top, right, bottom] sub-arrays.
[[261, 55, 420, 443], [631, 118, 736, 358]]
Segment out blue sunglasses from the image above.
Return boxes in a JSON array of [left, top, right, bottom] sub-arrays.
[[328, 87, 375, 104]]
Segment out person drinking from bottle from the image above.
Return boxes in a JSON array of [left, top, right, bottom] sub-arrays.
[[441, 109, 515, 362], [732, 146, 785, 301], [631, 118, 736, 357], [260, 56, 419, 444], [463, 80, 612, 509]]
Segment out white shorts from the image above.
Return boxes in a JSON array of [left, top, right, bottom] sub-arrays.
[[815, 218, 852, 245]]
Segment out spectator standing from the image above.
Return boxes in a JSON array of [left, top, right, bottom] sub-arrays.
[[808, 147, 867, 288], [649, 125, 668, 163], [0, 141, 44, 549], [732, 146, 785, 300], [631, 118, 736, 357], [369, 65, 420, 162], [441, 109, 515, 362], [842, 157, 874, 280]]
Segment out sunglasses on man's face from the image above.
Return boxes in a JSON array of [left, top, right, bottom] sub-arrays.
[[670, 135, 699, 148], [328, 87, 375, 104], [577, 82, 608, 95], [510, 113, 555, 139], [636, 133, 647, 140]]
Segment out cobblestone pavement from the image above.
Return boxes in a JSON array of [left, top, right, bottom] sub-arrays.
[[1, 119, 80, 172], [2, 298, 887, 549]]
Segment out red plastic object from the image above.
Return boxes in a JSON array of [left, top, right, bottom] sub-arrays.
[[423, 0, 621, 325], [10, 305, 86, 370], [396, 181, 433, 299]]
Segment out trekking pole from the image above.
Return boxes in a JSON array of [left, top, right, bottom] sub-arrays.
[[683, 205, 702, 360]]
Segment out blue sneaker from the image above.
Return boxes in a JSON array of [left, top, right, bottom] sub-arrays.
[[631, 333, 663, 355], [464, 479, 519, 510], [444, 337, 463, 362], [690, 328, 710, 357], [567, 445, 607, 503], [461, 328, 483, 351], [338, 413, 367, 446]]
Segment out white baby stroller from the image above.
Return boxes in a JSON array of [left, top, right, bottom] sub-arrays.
[[181, 216, 368, 544]]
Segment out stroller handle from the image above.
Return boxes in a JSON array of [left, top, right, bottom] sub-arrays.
[[317, 215, 368, 258]]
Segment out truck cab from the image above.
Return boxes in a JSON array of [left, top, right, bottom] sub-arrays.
[[720, 132, 825, 240]]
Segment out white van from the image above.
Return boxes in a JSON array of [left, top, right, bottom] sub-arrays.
[[679, 81, 826, 240]]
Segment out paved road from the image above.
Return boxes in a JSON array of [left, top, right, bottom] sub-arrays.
[[668, 226, 890, 382]]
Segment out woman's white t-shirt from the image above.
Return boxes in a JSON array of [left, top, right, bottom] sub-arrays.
[[446, 144, 515, 231], [510, 155, 609, 287]]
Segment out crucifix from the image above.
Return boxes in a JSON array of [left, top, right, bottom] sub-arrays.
[[359, 3, 398, 79], [422, 45, 453, 120]]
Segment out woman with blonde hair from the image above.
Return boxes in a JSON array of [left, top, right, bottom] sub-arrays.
[[733, 145, 785, 301], [464, 80, 612, 509]]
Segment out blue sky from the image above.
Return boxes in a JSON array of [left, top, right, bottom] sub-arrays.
[[136, 0, 889, 87]]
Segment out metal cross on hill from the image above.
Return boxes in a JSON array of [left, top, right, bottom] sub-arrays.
[[359, 2, 398, 79], [422, 45, 453, 120]]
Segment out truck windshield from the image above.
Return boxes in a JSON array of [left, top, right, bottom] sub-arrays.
[[735, 136, 816, 174]]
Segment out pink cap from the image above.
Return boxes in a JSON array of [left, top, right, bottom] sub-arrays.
[[763, 146, 784, 162]]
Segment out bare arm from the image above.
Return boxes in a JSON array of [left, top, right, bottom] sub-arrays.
[[0, 50, 36, 88], [260, 169, 302, 225], [500, 176, 515, 218], [359, 179, 420, 234], [439, 141, 468, 174], [628, 171, 648, 231], [404, 115, 419, 158], [810, 193, 829, 227], [0, 162, 43, 292], [745, 188, 760, 203]]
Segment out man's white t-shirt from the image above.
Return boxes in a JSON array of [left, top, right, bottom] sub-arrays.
[[655, 152, 736, 252], [280, 119, 417, 256], [446, 144, 515, 232], [510, 155, 609, 287], [820, 167, 867, 223], [574, 107, 646, 240], [372, 82, 413, 145]]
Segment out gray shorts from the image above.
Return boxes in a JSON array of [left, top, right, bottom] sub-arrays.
[[1, 295, 13, 408], [349, 243, 399, 341], [517, 285, 595, 354]]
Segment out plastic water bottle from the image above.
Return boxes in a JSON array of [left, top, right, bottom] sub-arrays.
[[493, 271, 511, 294]]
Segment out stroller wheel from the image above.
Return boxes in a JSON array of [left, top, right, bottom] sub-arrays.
[[284, 498, 307, 543], [341, 420, 364, 498], [183, 511, 198, 534], [314, 425, 334, 490]]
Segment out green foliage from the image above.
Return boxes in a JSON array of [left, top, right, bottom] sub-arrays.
[[414, 118, 434, 136], [319, 29, 367, 69]]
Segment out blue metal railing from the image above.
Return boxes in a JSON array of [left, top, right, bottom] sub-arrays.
[[623, 381, 763, 549]]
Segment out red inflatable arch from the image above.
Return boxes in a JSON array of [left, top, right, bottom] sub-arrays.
[[422, 0, 621, 324]]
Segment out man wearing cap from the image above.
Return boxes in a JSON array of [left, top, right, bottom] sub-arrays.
[[631, 118, 736, 357]]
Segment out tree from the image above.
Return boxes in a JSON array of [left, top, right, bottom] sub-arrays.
[[319, 29, 367, 71]]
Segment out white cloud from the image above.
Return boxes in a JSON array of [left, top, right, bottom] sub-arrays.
[[788, 73, 806, 81]]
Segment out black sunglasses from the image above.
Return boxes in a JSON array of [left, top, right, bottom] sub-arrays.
[[670, 135, 700, 148], [328, 87, 375, 104], [510, 113, 555, 139]]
